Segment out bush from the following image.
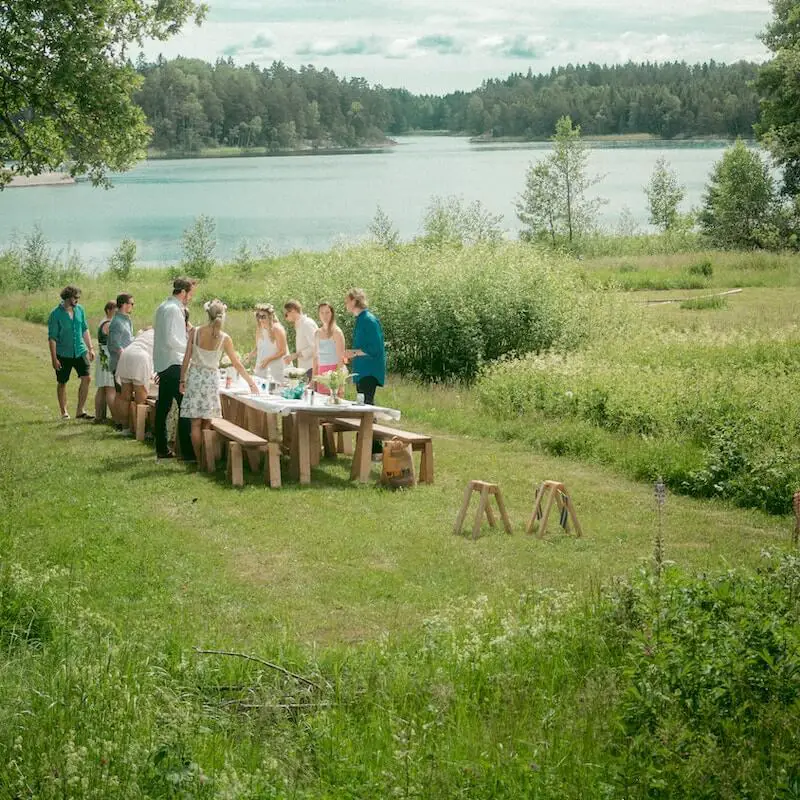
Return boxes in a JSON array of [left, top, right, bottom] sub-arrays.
[[232, 241, 256, 279], [604, 555, 800, 796], [108, 238, 137, 279], [687, 258, 713, 277], [0, 250, 21, 292], [20, 225, 52, 292], [179, 215, 216, 279], [420, 195, 504, 249], [368, 205, 400, 250]]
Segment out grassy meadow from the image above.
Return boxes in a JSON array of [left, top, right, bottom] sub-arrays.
[[1, 241, 800, 797]]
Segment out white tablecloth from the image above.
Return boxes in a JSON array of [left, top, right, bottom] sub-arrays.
[[219, 380, 401, 422]]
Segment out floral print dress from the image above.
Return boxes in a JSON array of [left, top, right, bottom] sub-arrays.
[[180, 329, 228, 420]]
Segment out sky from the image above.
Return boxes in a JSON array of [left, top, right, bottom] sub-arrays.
[[142, 0, 773, 94]]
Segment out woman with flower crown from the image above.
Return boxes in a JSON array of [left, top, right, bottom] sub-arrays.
[[180, 299, 257, 460], [249, 303, 288, 385]]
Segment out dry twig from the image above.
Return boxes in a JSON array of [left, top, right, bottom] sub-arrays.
[[194, 647, 323, 692]]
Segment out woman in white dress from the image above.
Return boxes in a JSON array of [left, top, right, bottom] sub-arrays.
[[313, 301, 346, 394], [115, 327, 155, 435], [93, 301, 116, 421], [180, 300, 257, 461], [249, 304, 288, 385]]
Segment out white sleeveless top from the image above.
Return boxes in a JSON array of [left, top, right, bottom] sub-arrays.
[[191, 327, 227, 370], [255, 329, 283, 381]]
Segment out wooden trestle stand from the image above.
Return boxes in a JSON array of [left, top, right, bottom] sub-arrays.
[[453, 480, 513, 539], [526, 480, 583, 538]]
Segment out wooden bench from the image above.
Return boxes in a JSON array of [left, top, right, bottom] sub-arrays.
[[325, 418, 434, 484], [205, 418, 281, 488]]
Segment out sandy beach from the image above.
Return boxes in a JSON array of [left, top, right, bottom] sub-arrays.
[[6, 172, 75, 188]]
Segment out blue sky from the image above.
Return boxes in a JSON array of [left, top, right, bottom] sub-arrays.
[[143, 0, 772, 93]]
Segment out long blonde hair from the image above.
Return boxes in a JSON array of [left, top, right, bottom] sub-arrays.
[[204, 299, 226, 339], [255, 303, 277, 341]]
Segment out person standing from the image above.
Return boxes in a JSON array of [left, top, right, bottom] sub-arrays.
[[153, 277, 197, 460], [180, 300, 258, 461], [93, 300, 117, 422], [313, 301, 345, 394], [250, 304, 288, 385], [107, 293, 135, 429], [344, 288, 386, 456], [282, 300, 318, 378], [47, 285, 95, 419]]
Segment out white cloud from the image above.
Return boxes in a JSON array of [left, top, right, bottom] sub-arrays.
[[141, 0, 773, 93]]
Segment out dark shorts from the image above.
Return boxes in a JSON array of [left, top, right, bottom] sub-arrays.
[[55, 355, 90, 384]]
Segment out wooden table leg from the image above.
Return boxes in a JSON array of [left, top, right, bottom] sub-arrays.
[[309, 418, 321, 466], [297, 415, 311, 485], [351, 413, 374, 483]]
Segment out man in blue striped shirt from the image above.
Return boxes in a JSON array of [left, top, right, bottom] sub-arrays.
[[47, 285, 95, 420]]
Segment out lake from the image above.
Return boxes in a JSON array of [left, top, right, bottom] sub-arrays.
[[0, 136, 731, 266]]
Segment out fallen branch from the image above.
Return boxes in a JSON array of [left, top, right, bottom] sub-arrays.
[[642, 288, 743, 305], [194, 647, 323, 692]]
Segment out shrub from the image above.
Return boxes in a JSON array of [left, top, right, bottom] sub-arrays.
[[0, 249, 21, 292], [108, 238, 137, 279], [20, 225, 52, 292], [687, 258, 713, 277], [368, 205, 400, 250], [420, 195, 504, 249], [232, 240, 255, 279], [605, 555, 800, 796], [179, 214, 216, 279]]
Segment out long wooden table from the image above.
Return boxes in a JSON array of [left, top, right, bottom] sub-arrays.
[[219, 385, 401, 485]]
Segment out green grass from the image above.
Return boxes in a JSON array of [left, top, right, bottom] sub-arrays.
[[3, 240, 800, 796]]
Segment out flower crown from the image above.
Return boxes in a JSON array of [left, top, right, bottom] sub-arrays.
[[203, 300, 228, 319]]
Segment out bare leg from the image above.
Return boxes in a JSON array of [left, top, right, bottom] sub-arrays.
[[76, 376, 91, 416], [94, 388, 106, 420], [104, 387, 116, 418], [57, 383, 67, 416], [190, 418, 204, 461], [116, 383, 133, 430]]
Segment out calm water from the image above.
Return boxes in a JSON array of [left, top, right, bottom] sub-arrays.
[[0, 137, 730, 266]]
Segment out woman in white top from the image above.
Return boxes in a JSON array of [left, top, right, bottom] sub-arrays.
[[115, 327, 156, 433], [249, 303, 288, 384], [180, 300, 257, 461], [313, 301, 346, 394]]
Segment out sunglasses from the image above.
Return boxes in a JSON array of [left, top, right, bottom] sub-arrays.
[[256, 313, 268, 319]]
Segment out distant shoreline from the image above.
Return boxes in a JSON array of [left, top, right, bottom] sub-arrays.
[[469, 133, 750, 147], [147, 141, 396, 161]]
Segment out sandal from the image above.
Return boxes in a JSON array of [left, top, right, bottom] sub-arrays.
[[76, 412, 95, 420]]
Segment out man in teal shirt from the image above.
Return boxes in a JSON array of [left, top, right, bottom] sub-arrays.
[[47, 285, 95, 420], [345, 287, 386, 457]]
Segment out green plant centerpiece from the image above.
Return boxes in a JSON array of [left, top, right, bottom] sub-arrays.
[[314, 366, 354, 404]]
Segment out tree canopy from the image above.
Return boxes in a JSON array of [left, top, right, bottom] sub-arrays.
[[0, 0, 206, 187], [756, 0, 800, 195]]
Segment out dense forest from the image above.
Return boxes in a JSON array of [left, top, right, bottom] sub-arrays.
[[134, 57, 761, 153]]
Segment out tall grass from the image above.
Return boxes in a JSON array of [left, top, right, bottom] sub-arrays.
[[478, 293, 800, 513], [2, 552, 798, 798]]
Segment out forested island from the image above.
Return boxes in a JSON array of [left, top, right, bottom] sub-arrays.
[[134, 57, 760, 156]]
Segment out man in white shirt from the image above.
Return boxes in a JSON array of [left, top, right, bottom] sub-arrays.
[[283, 300, 318, 377], [153, 277, 197, 460]]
